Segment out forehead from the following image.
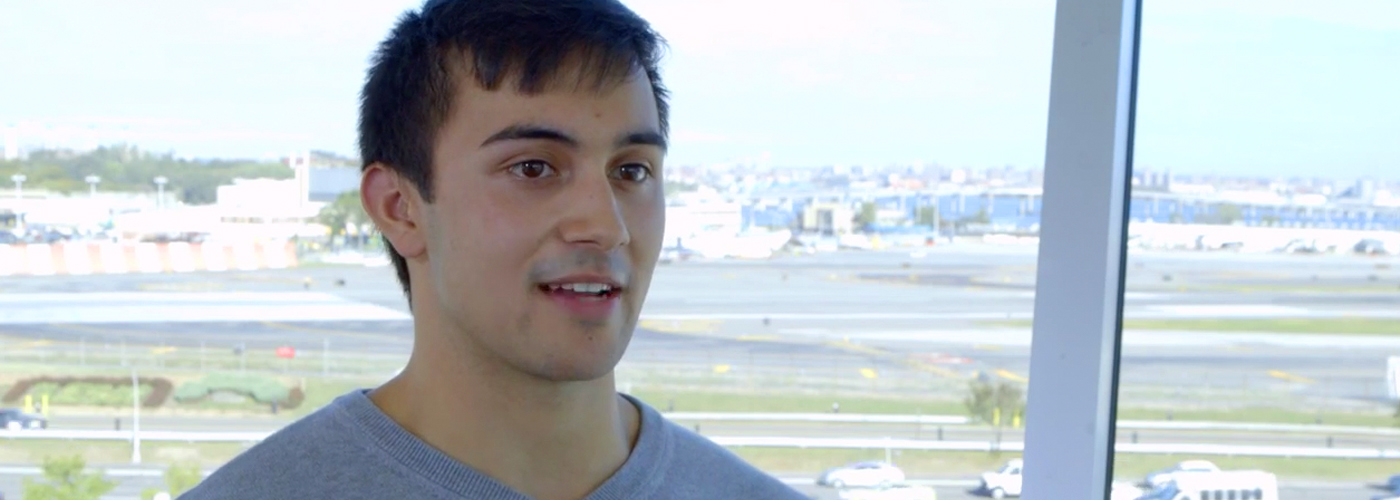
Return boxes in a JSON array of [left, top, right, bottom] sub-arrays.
[[444, 53, 660, 136]]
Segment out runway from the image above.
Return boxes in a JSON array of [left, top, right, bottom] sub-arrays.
[[1, 244, 1398, 497], [0, 467, 1380, 500], [3, 246, 1397, 407]]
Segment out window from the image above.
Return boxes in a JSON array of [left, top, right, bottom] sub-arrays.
[[4, 1, 1391, 499], [1112, 1, 1398, 497], [2, 1, 1059, 499]]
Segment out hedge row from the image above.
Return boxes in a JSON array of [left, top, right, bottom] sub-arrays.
[[1, 376, 173, 408], [173, 373, 303, 409]]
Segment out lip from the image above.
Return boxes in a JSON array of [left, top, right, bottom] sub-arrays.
[[535, 274, 626, 322], [536, 274, 625, 289]]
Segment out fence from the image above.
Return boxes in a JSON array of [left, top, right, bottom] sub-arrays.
[[0, 241, 298, 276], [3, 429, 1395, 460]]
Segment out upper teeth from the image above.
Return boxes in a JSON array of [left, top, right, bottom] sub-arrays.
[[553, 283, 612, 293]]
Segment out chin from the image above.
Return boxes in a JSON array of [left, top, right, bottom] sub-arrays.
[[525, 355, 621, 382], [523, 332, 630, 382]]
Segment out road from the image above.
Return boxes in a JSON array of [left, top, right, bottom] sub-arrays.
[[1, 245, 1398, 497], [3, 247, 1397, 406], [0, 467, 1383, 500], [29, 414, 1400, 450]]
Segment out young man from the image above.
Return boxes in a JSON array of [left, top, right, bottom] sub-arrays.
[[184, 1, 806, 499]]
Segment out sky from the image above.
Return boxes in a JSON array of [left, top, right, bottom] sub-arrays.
[[0, 0, 1396, 180]]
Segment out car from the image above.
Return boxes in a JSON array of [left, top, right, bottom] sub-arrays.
[[0, 231, 18, 244], [838, 483, 937, 500], [973, 459, 1023, 498], [1136, 470, 1278, 500], [1387, 473, 1400, 492], [1144, 460, 1220, 488], [1110, 482, 1145, 500], [0, 408, 47, 430], [1355, 239, 1391, 255], [817, 461, 907, 489]]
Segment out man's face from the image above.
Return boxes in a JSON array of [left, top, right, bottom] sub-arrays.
[[418, 67, 665, 382]]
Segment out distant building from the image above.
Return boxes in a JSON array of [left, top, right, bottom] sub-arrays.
[[308, 167, 361, 202], [2, 126, 16, 160]]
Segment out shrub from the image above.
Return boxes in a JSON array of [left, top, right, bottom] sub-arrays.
[[2, 376, 172, 408], [174, 373, 299, 408]]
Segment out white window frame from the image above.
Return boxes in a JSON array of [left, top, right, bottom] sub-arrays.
[[1023, 0, 1142, 498]]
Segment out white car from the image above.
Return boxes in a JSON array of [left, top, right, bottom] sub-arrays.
[[974, 459, 1023, 498], [838, 483, 937, 500], [817, 461, 906, 489], [1110, 482, 1145, 500], [1144, 460, 1220, 488]]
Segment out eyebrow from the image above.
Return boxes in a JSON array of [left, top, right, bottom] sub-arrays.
[[480, 124, 667, 152]]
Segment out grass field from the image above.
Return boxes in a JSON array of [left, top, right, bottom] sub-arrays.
[[3, 440, 1392, 482], [733, 448, 1400, 481], [627, 388, 1396, 427], [986, 317, 1400, 335], [4, 366, 1391, 427]]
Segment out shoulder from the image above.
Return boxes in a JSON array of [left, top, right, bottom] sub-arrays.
[[179, 393, 386, 500], [654, 417, 809, 499]]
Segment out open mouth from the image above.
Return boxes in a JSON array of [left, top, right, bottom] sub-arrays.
[[538, 282, 622, 300]]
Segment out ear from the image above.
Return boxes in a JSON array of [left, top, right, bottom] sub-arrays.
[[361, 164, 427, 260]]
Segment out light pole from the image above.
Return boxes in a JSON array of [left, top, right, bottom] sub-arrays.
[[9, 173, 23, 201], [153, 176, 168, 208], [85, 175, 101, 198], [131, 368, 142, 464]]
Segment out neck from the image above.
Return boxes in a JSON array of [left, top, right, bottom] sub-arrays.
[[369, 322, 640, 500]]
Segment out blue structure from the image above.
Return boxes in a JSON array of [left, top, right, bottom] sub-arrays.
[[745, 188, 1400, 234]]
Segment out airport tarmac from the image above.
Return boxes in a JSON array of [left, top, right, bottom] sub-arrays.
[[0, 467, 1381, 500], [3, 245, 1397, 406], [1, 245, 1398, 497]]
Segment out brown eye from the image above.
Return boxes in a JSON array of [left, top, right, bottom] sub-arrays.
[[613, 163, 652, 183], [509, 160, 556, 179]]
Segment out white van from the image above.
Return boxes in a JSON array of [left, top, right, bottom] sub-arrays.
[[974, 459, 1023, 498], [1136, 471, 1278, 500]]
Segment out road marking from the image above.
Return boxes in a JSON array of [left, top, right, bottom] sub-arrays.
[[736, 335, 780, 342], [860, 368, 878, 379], [713, 364, 731, 374], [1267, 370, 1316, 384], [13, 340, 53, 350], [637, 319, 723, 334], [996, 369, 1029, 383], [150, 346, 177, 355], [973, 344, 1003, 351], [823, 340, 887, 357], [258, 321, 402, 341]]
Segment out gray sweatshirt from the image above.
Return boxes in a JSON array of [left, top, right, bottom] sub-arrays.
[[181, 390, 808, 499]]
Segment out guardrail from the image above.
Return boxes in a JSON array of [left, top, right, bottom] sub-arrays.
[[663, 412, 1400, 437], [0, 429, 269, 442], [665, 412, 971, 425], [4, 430, 1396, 459], [709, 436, 1400, 459]]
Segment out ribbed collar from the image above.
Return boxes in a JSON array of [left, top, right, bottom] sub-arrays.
[[334, 389, 670, 500]]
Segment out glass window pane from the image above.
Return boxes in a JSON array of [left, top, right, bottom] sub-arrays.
[[0, 1, 1057, 499], [1115, 3, 1399, 500]]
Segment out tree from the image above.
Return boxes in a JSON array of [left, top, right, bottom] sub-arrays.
[[2, 144, 292, 203], [964, 377, 1025, 426], [855, 202, 878, 228], [21, 455, 116, 500], [965, 376, 1026, 451], [316, 191, 370, 237], [141, 462, 203, 500], [1211, 203, 1243, 225], [916, 205, 939, 228]]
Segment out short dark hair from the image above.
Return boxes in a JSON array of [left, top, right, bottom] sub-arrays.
[[358, 0, 670, 302]]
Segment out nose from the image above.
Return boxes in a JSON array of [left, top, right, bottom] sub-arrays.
[[557, 172, 630, 250]]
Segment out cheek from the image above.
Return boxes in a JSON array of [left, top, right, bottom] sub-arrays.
[[629, 195, 667, 248]]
